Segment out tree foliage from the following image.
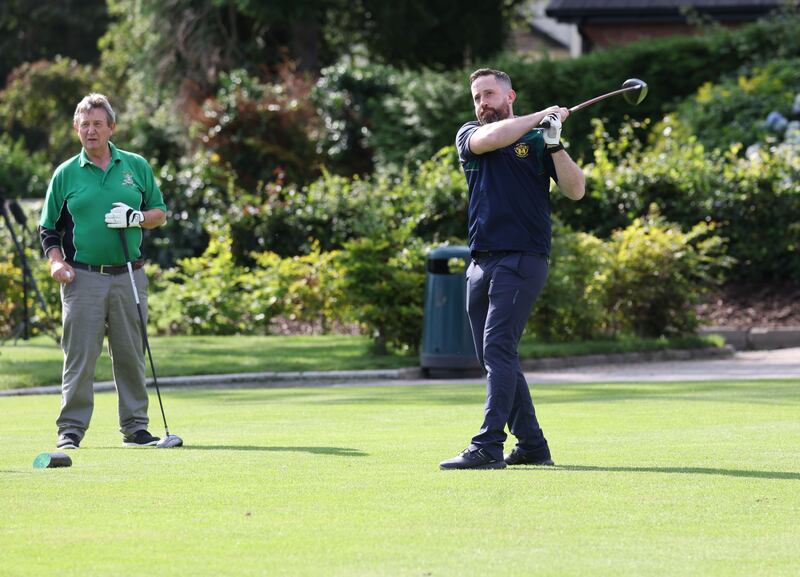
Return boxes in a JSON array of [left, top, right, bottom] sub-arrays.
[[0, 0, 108, 86]]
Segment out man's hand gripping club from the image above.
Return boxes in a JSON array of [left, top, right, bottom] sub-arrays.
[[105, 202, 144, 228]]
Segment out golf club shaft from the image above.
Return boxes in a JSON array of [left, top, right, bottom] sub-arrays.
[[540, 85, 642, 128], [570, 84, 642, 113], [117, 229, 171, 437]]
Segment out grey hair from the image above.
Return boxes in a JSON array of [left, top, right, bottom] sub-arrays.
[[73, 93, 116, 126]]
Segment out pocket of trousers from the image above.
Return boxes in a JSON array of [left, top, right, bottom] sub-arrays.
[[514, 253, 548, 280]]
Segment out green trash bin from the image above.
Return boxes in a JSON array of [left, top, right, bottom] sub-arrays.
[[420, 246, 481, 375]]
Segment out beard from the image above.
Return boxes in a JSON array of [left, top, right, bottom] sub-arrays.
[[478, 101, 511, 124]]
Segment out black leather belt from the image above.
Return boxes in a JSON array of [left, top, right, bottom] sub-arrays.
[[471, 250, 514, 260], [67, 260, 144, 276]]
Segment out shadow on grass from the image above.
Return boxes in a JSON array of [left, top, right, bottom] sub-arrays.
[[552, 464, 800, 481], [180, 445, 368, 457]]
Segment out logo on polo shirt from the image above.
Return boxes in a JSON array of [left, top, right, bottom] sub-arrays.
[[121, 171, 135, 187], [514, 143, 529, 158]]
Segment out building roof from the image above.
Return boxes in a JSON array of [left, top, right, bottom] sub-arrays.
[[546, 0, 787, 22]]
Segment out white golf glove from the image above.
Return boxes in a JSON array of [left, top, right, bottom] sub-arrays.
[[105, 202, 144, 228], [543, 113, 562, 146]]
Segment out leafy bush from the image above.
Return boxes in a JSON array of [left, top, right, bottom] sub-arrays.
[[228, 146, 467, 258], [602, 211, 730, 337], [526, 214, 728, 341], [555, 118, 722, 238], [528, 223, 610, 342], [143, 149, 232, 267], [0, 242, 60, 339], [0, 134, 51, 198], [147, 231, 250, 335], [713, 144, 800, 282], [555, 107, 800, 283], [337, 228, 426, 353], [314, 8, 800, 171], [246, 244, 346, 334], [0, 258, 22, 338], [667, 58, 800, 151], [196, 69, 321, 189], [148, 230, 347, 336], [312, 57, 399, 175], [0, 57, 95, 172]]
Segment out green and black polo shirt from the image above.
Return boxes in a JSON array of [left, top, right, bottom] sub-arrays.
[[39, 142, 166, 265]]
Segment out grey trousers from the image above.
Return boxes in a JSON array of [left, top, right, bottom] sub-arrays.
[[57, 267, 150, 440]]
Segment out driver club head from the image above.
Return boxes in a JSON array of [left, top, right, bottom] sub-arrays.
[[156, 434, 184, 448], [622, 78, 648, 105]]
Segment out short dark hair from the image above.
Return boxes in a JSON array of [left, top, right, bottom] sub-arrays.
[[469, 68, 512, 89]]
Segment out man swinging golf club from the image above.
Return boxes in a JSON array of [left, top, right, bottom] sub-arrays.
[[440, 69, 585, 470], [39, 93, 167, 449]]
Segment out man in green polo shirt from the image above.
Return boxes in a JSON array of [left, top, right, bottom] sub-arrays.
[[39, 93, 167, 450]]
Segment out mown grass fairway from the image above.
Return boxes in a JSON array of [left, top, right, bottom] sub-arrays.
[[2, 379, 799, 576]]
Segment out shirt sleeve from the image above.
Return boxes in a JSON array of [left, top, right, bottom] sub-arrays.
[[455, 121, 480, 163], [39, 169, 64, 230], [38, 169, 65, 256]]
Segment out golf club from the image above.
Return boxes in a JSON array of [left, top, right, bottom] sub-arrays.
[[540, 78, 648, 128], [117, 229, 183, 448]]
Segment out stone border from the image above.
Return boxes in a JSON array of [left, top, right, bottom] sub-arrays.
[[520, 344, 734, 370], [699, 326, 800, 350], [0, 345, 733, 397]]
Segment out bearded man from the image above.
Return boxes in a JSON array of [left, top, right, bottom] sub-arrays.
[[439, 69, 585, 470]]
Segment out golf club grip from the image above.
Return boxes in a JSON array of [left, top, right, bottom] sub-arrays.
[[117, 228, 131, 261], [540, 108, 576, 130]]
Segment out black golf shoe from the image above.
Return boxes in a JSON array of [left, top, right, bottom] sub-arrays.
[[504, 446, 555, 466], [439, 446, 506, 470], [56, 433, 81, 450], [123, 429, 161, 447]]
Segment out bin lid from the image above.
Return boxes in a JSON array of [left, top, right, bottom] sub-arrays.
[[427, 245, 470, 261]]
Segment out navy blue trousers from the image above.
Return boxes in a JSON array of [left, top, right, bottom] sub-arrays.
[[466, 252, 549, 460]]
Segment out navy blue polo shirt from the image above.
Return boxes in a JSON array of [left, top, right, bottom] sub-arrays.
[[456, 121, 558, 256]]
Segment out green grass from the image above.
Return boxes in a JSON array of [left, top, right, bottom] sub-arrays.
[[1, 378, 798, 576], [0, 334, 416, 390], [0, 333, 722, 391]]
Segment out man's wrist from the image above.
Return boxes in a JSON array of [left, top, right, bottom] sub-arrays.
[[546, 143, 565, 154], [45, 247, 65, 263]]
